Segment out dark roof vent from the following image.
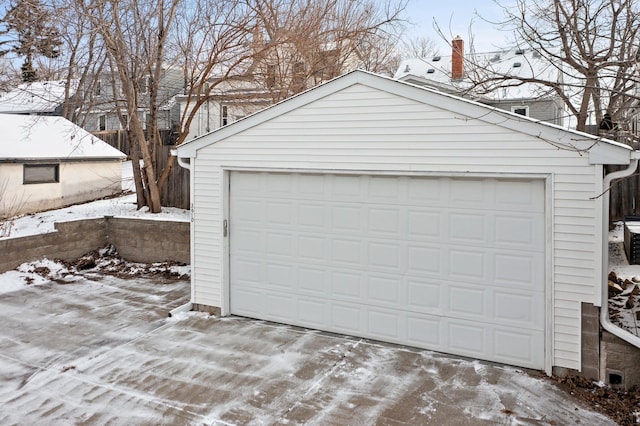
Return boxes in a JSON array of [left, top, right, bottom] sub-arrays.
[[427, 68, 435, 74], [432, 56, 441, 62], [513, 62, 522, 68], [404, 64, 410, 73], [515, 49, 525, 55]]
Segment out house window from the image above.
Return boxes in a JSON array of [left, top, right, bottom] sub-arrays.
[[139, 76, 151, 94], [99, 114, 106, 131], [221, 105, 228, 126], [292, 61, 305, 92], [512, 106, 529, 116], [266, 64, 276, 89], [95, 80, 102, 96], [24, 164, 59, 184], [121, 113, 128, 130]]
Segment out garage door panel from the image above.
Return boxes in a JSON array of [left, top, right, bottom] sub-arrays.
[[298, 203, 326, 229], [298, 267, 326, 295], [368, 309, 402, 339], [367, 241, 401, 271], [266, 232, 295, 257], [494, 251, 545, 288], [493, 291, 544, 328], [448, 249, 486, 280], [331, 271, 363, 299], [368, 207, 401, 235], [407, 316, 441, 347], [230, 172, 545, 370], [407, 210, 442, 239], [332, 205, 363, 232]]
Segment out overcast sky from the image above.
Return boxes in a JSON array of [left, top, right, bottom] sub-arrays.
[[400, 0, 515, 54]]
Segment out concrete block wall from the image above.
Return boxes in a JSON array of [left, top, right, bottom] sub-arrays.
[[106, 217, 190, 264], [580, 302, 601, 381], [0, 217, 189, 273], [579, 302, 640, 390], [0, 219, 107, 272], [601, 330, 640, 389]]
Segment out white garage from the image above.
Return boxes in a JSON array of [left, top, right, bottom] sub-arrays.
[[177, 71, 633, 374]]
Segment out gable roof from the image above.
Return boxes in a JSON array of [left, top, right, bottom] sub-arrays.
[[0, 80, 74, 114], [177, 70, 631, 165], [0, 114, 126, 161], [394, 48, 562, 102]]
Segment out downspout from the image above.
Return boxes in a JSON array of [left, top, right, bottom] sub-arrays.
[[169, 149, 193, 317], [601, 152, 640, 347]]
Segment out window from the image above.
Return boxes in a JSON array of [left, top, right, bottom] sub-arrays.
[[139, 76, 151, 94], [95, 80, 102, 96], [24, 164, 59, 184], [121, 113, 128, 130], [266, 64, 276, 89], [292, 61, 305, 92], [221, 105, 228, 127], [99, 114, 106, 131], [512, 106, 529, 116]]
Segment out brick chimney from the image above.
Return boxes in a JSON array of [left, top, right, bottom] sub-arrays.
[[452, 36, 464, 80]]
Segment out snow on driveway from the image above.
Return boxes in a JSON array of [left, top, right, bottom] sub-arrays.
[[0, 270, 614, 425]]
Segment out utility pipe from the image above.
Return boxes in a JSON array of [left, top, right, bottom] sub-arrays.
[[601, 153, 640, 348]]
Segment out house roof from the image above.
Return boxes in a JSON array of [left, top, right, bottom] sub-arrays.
[[0, 80, 74, 114], [176, 70, 631, 165], [0, 114, 126, 161], [394, 47, 562, 101]]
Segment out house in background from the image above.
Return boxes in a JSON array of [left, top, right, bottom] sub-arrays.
[[78, 65, 184, 133], [174, 35, 362, 140], [0, 114, 126, 219], [177, 70, 640, 386], [0, 80, 74, 116], [395, 37, 566, 127]]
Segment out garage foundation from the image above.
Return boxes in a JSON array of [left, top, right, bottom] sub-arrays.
[[567, 302, 640, 390]]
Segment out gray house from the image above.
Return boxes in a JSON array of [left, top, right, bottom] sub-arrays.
[[395, 37, 565, 127], [79, 66, 184, 133]]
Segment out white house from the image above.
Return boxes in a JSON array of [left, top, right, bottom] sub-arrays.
[[0, 114, 126, 218], [176, 70, 639, 376]]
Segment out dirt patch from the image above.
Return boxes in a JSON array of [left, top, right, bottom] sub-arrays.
[[552, 375, 640, 425], [15, 245, 189, 285], [59, 244, 189, 280]]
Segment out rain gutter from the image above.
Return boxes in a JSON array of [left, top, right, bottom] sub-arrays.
[[170, 148, 193, 317], [601, 151, 640, 347]]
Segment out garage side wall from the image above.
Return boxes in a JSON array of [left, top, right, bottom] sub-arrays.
[[191, 83, 603, 370]]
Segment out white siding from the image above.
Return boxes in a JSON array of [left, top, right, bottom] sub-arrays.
[[191, 83, 605, 370], [0, 161, 123, 218]]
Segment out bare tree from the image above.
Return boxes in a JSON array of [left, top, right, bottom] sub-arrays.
[[249, 0, 407, 102], [472, 0, 640, 133]]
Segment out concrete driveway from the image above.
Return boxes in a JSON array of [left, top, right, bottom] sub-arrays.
[[0, 273, 613, 425]]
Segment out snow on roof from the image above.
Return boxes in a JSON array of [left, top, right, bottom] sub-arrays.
[[0, 80, 75, 114], [395, 47, 561, 101], [0, 114, 126, 160]]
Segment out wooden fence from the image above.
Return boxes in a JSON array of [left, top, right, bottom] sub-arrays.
[[94, 130, 190, 210]]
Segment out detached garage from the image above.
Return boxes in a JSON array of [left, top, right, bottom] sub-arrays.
[[177, 70, 635, 374]]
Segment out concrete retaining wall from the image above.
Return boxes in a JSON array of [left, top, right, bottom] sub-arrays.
[[0, 217, 189, 273]]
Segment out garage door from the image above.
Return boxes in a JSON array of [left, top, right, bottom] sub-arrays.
[[229, 172, 545, 369]]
